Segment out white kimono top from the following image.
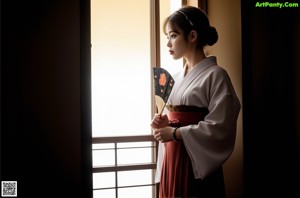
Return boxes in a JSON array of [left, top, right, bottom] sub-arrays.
[[155, 56, 241, 182]]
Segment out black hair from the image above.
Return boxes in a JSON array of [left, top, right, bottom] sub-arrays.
[[163, 6, 218, 48]]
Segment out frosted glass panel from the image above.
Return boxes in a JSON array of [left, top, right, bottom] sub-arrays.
[[91, 0, 151, 137]]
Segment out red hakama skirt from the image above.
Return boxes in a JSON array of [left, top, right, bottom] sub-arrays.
[[159, 106, 225, 198]]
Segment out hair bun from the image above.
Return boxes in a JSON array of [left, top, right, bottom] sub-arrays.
[[206, 26, 218, 46]]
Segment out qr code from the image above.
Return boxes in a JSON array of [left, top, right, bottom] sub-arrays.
[[1, 181, 17, 197]]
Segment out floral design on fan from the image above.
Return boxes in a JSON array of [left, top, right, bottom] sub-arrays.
[[159, 73, 167, 86]]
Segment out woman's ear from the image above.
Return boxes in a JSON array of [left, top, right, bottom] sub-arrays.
[[189, 30, 198, 43]]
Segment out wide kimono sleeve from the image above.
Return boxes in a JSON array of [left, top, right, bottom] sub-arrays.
[[180, 67, 241, 179]]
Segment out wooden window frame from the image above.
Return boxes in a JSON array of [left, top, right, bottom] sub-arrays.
[[87, 1, 207, 197]]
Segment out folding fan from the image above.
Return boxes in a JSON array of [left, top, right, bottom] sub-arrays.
[[153, 67, 175, 114]]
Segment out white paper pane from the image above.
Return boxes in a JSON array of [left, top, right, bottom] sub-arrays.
[[93, 189, 115, 198], [93, 149, 115, 167], [117, 148, 152, 165], [159, 0, 183, 76], [93, 143, 115, 150], [117, 142, 152, 148], [118, 186, 153, 198], [93, 172, 115, 189], [91, 0, 151, 137], [118, 170, 152, 187]]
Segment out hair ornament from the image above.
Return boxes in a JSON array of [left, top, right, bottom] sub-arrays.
[[177, 10, 194, 26]]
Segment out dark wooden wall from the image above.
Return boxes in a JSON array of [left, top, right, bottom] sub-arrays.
[[242, 0, 300, 197], [1, 0, 92, 197]]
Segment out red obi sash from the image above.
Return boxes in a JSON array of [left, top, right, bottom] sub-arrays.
[[167, 105, 208, 127]]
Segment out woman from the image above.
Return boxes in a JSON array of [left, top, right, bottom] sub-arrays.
[[151, 6, 241, 198]]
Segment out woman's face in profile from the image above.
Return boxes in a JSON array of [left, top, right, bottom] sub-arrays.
[[166, 24, 188, 60]]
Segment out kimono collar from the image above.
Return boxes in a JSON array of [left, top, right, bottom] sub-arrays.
[[183, 56, 217, 78], [169, 56, 217, 105]]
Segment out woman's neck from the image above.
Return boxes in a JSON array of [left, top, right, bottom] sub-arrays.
[[184, 49, 206, 75]]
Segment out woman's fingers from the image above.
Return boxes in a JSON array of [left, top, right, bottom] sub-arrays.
[[153, 129, 161, 139], [151, 115, 163, 128]]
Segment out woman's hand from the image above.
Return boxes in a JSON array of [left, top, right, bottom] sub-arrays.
[[150, 114, 169, 129], [153, 127, 174, 143]]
